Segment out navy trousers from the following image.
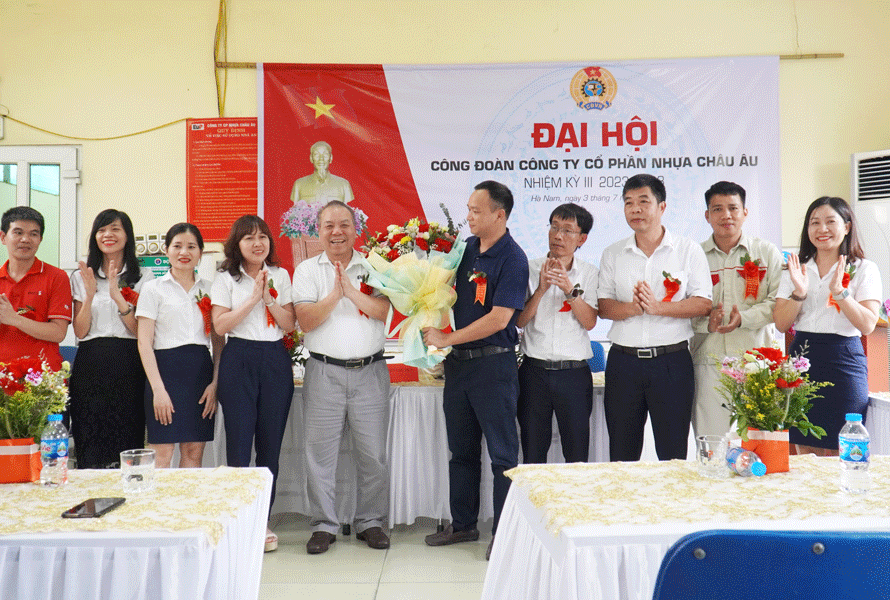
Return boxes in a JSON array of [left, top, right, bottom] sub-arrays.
[[443, 350, 519, 535], [217, 337, 294, 509], [604, 347, 694, 461], [518, 361, 593, 463]]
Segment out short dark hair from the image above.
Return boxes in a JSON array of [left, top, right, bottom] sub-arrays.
[[474, 180, 514, 218], [165, 223, 205, 251], [86, 209, 141, 288], [622, 174, 666, 204], [798, 196, 865, 264], [1, 206, 45, 237], [705, 181, 747, 207], [219, 215, 280, 280], [550, 203, 593, 234]]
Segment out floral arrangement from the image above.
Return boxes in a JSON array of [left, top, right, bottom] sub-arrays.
[[360, 205, 466, 368], [0, 358, 70, 442], [280, 201, 368, 239], [716, 344, 830, 441], [362, 205, 458, 263], [281, 329, 307, 367], [737, 251, 766, 299]]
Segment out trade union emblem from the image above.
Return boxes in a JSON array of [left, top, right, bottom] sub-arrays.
[[570, 66, 617, 111]]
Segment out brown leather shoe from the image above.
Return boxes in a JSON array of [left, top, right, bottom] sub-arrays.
[[356, 526, 390, 549], [306, 531, 336, 554], [425, 524, 480, 546]]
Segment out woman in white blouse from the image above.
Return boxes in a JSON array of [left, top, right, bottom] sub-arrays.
[[69, 209, 154, 468], [211, 215, 296, 552], [136, 223, 222, 469], [774, 197, 881, 456]]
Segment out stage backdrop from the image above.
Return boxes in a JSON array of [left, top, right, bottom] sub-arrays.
[[260, 58, 779, 338]]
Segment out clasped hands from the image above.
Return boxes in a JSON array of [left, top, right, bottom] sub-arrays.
[[538, 258, 575, 295], [787, 252, 848, 298]]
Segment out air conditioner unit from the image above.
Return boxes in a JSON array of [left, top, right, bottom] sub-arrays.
[[851, 148, 890, 392]]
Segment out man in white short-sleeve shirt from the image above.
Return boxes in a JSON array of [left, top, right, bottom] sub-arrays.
[[292, 201, 392, 555], [598, 174, 711, 461]]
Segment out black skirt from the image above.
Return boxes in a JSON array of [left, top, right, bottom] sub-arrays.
[[145, 344, 215, 444], [789, 331, 868, 449], [69, 337, 147, 468]]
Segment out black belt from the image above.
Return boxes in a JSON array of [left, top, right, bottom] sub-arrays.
[[451, 345, 512, 361], [610, 341, 688, 359], [523, 356, 589, 370], [309, 350, 385, 369]]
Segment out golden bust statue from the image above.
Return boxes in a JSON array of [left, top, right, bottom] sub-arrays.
[[290, 141, 354, 204]]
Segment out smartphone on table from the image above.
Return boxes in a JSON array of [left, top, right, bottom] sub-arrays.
[[61, 497, 126, 518]]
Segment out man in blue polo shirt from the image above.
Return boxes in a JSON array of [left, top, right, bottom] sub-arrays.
[[422, 180, 528, 560]]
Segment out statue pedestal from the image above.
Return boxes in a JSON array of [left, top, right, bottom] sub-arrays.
[[290, 235, 324, 265]]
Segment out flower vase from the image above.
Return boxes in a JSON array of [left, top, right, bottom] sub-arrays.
[[0, 438, 42, 483], [742, 428, 789, 474], [290, 235, 324, 266]]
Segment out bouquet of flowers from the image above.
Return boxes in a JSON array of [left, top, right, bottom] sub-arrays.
[[281, 329, 307, 367], [0, 357, 70, 442], [280, 201, 368, 239], [360, 207, 465, 368], [716, 344, 830, 441]]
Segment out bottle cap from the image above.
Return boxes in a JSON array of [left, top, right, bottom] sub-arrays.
[[845, 413, 863, 422], [47, 414, 63, 422], [750, 461, 767, 477]]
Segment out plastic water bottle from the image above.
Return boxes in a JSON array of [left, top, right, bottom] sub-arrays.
[[839, 413, 870, 494], [39, 414, 68, 486], [726, 447, 766, 477]]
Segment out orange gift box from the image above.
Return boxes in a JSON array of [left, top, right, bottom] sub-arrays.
[[0, 438, 42, 483], [387, 363, 419, 383], [742, 428, 790, 474]]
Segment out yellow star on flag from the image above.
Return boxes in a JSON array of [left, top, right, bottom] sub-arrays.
[[305, 96, 335, 119]]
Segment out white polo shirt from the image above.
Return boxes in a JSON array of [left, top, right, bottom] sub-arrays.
[[777, 257, 881, 337], [292, 250, 386, 360], [598, 228, 711, 347], [136, 272, 214, 350], [70, 266, 154, 341], [210, 265, 293, 341], [519, 255, 598, 361]]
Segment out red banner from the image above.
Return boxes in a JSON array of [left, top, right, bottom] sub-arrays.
[[186, 118, 258, 243], [262, 64, 425, 272]]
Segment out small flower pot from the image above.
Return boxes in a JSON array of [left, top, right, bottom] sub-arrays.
[[0, 438, 41, 483], [742, 428, 789, 474]]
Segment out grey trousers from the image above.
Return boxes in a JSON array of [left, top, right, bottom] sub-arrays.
[[303, 356, 390, 534]]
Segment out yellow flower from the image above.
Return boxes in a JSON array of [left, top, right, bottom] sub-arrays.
[[399, 235, 411, 245]]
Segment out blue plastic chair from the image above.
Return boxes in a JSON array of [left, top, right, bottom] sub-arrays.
[[60, 345, 77, 366], [587, 340, 605, 372], [652, 529, 890, 599]]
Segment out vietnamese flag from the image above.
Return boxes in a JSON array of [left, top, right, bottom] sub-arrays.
[[262, 64, 426, 273]]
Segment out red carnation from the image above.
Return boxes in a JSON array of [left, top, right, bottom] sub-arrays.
[[433, 238, 453, 252], [754, 347, 784, 368], [418, 224, 430, 233], [120, 286, 139, 306], [282, 335, 295, 351], [743, 261, 759, 278], [386, 248, 401, 262], [416, 238, 429, 251]]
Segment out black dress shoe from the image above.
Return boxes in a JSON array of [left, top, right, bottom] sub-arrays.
[[425, 524, 480, 546], [356, 526, 390, 549], [306, 531, 336, 554]]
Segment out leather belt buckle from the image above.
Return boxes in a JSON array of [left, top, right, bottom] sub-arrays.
[[344, 358, 365, 369], [636, 348, 655, 359]]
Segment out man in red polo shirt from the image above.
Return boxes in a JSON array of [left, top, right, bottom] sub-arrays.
[[0, 207, 72, 370]]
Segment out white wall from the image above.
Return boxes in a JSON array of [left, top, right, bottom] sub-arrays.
[[1, 0, 888, 252]]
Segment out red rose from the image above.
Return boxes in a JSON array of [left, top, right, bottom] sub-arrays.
[[743, 261, 759, 278], [386, 248, 401, 262], [416, 238, 429, 251]]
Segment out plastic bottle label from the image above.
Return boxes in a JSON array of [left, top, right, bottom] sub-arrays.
[[41, 438, 68, 460], [839, 437, 869, 462]]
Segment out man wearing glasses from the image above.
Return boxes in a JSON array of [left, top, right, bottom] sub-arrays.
[[515, 203, 598, 464]]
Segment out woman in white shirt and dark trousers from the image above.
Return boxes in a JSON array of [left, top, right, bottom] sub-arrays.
[[774, 197, 881, 456], [136, 223, 222, 469], [211, 215, 296, 553], [69, 209, 154, 468]]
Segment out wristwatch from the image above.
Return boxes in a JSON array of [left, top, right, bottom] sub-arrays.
[[118, 303, 134, 316], [565, 287, 583, 302], [832, 288, 850, 302]]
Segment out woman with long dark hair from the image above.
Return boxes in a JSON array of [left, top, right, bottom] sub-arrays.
[[69, 209, 154, 468], [137, 223, 222, 468], [774, 197, 881, 455], [211, 215, 295, 552]]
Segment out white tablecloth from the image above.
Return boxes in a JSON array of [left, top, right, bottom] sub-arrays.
[[189, 384, 610, 526], [482, 456, 890, 600], [0, 467, 272, 600]]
